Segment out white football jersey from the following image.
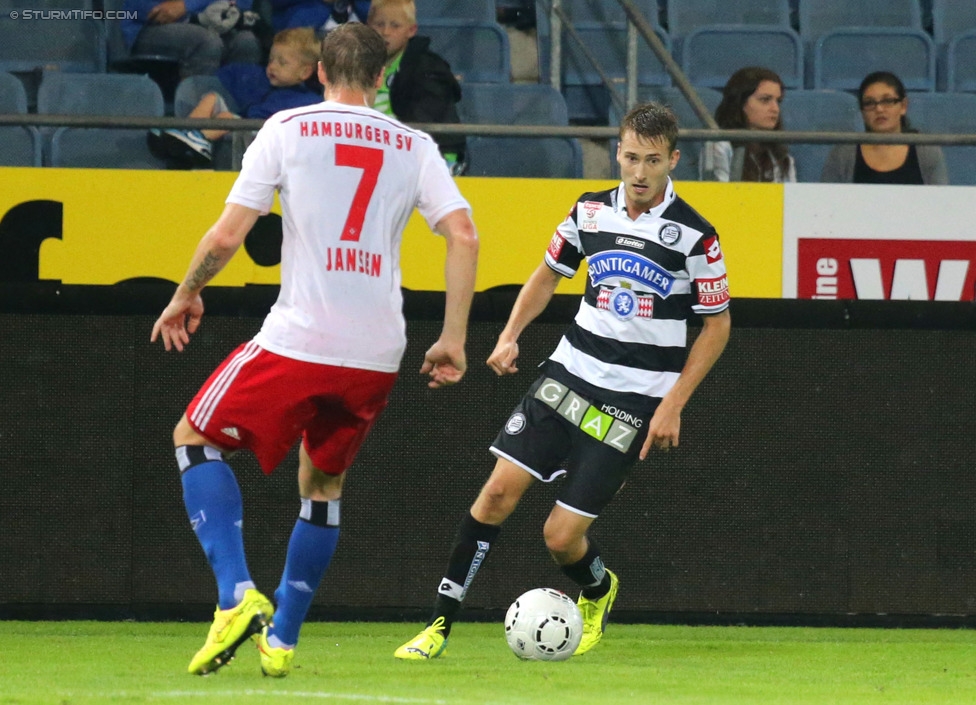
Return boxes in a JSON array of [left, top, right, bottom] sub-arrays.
[[227, 101, 470, 372]]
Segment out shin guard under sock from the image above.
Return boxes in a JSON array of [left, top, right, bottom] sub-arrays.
[[270, 498, 340, 647], [178, 445, 253, 610], [431, 512, 501, 634]]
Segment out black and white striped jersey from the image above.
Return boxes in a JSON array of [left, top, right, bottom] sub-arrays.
[[542, 179, 729, 413]]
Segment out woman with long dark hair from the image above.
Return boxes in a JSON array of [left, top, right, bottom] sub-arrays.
[[821, 71, 947, 184], [700, 66, 796, 182]]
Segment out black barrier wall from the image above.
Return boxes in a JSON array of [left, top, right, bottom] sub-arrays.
[[2, 311, 976, 621]]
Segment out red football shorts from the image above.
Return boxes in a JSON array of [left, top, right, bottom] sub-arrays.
[[186, 341, 398, 474]]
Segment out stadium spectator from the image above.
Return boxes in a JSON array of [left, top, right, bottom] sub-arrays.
[[700, 66, 796, 182], [821, 71, 948, 185], [151, 22, 478, 678], [395, 102, 731, 660], [122, 0, 263, 77], [148, 27, 322, 168], [269, 0, 371, 32], [367, 0, 466, 173]]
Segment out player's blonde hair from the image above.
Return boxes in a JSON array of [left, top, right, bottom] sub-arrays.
[[367, 0, 417, 25], [273, 27, 321, 67]]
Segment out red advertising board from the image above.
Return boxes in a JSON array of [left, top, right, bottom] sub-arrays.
[[797, 239, 976, 301]]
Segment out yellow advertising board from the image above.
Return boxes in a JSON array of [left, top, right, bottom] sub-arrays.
[[0, 168, 782, 298]]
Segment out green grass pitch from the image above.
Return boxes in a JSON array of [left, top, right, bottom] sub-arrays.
[[2, 621, 976, 704]]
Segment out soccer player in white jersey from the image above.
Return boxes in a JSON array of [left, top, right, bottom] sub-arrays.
[[396, 103, 730, 660], [151, 23, 478, 677]]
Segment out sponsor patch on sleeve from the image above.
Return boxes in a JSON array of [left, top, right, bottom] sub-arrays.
[[547, 232, 566, 260], [697, 275, 729, 307], [703, 235, 723, 264]]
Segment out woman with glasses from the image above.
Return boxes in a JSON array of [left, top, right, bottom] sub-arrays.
[[821, 71, 948, 184], [700, 66, 797, 182]]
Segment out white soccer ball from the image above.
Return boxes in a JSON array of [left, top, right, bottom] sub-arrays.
[[504, 587, 583, 661]]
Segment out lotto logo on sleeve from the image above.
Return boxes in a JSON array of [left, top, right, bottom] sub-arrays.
[[547, 232, 566, 260], [703, 235, 723, 264], [697, 275, 729, 306]]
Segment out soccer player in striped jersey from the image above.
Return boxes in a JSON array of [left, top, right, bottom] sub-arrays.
[[396, 102, 731, 660], [151, 23, 478, 677]]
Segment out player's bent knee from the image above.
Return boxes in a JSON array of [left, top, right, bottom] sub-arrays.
[[543, 518, 587, 558], [173, 415, 209, 448], [543, 528, 575, 557]]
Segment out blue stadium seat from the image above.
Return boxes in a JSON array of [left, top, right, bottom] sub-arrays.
[[903, 91, 976, 185], [38, 72, 166, 169], [419, 20, 511, 84], [778, 89, 862, 182], [608, 85, 723, 182], [0, 16, 105, 74], [459, 83, 569, 125], [458, 84, 574, 180], [465, 136, 583, 178], [931, 0, 976, 45], [0, 72, 28, 115], [415, 0, 496, 23], [681, 25, 803, 90], [0, 72, 41, 167], [813, 27, 935, 92], [947, 29, 976, 92], [930, 0, 976, 89], [797, 0, 923, 44], [665, 0, 792, 60], [534, 0, 662, 87], [537, 0, 660, 26], [559, 23, 672, 124], [667, 0, 792, 35]]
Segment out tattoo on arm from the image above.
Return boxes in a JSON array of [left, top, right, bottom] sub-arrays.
[[185, 251, 222, 292]]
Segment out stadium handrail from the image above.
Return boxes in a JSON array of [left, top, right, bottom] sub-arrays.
[[3, 113, 976, 146], [542, 0, 719, 128]]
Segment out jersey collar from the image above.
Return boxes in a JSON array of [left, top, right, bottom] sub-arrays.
[[612, 178, 676, 220]]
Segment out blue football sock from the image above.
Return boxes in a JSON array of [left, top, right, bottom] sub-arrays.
[[178, 446, 253, 610], [270, 499, 340, 647]]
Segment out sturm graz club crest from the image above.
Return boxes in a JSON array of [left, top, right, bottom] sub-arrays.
[[658, 222, 682, 245], [608, 286, 639, 320], [505, 412, 526, 434]]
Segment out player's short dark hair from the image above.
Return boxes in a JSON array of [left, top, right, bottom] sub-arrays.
[[619, 102, 679, 153], [320, 23, 387, 91]]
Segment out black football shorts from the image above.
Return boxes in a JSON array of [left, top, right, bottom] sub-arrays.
[[489, 375, 655, 517]]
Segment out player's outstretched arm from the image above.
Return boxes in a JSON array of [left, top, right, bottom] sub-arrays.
[[151, 203, 260, 351], [421, 208, 479, 387], [640, 309, 730, 459], [487, 261, 562, 376]]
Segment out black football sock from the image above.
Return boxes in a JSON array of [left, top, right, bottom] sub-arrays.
[[560, 538, 611, 600], [430, 512, 501, 635]]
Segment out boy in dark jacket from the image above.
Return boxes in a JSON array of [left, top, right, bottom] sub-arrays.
[[368, 0, 466, 173]]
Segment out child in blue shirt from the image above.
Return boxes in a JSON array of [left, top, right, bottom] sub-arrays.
[[150, 27, 321, 168]]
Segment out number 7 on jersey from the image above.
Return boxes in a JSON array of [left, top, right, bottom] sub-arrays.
[[336, 144, 384, 242]]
